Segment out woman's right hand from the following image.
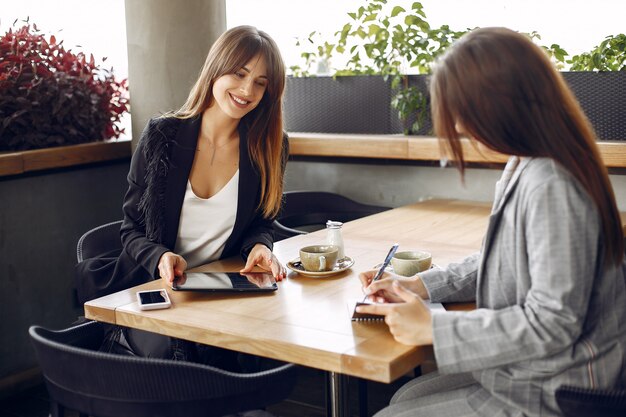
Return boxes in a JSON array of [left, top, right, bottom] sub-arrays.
[[158, 251, 187, 286], [358, 270, 429, 303]]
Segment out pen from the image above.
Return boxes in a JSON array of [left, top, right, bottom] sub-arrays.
[[361, 243, 399, 302]]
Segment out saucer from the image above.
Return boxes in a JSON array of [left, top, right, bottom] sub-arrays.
[[287, 256, 355, 278]]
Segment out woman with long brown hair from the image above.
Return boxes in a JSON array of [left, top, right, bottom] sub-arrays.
[[76, 26, 289, 364], [359, 27, 626, 416]]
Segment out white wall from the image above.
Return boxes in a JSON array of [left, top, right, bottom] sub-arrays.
[[285, 161, 626, 211]]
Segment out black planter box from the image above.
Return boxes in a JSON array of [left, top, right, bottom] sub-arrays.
[[563, 72, 626, 141], [284, 72, 625, 140]]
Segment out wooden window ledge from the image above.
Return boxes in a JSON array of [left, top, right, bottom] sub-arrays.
[[288, 132, 626, 168], [5, 134, 625, 177], [0, 139, 132, 177]]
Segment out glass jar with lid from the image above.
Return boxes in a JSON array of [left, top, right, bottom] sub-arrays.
[[326, 220, 344, 260]]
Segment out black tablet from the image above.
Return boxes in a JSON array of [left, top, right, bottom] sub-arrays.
[[172, 272, 278, 292]]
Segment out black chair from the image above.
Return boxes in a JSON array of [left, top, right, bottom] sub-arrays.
[[76, 220, 123, 262], [273, 190, 392, 241], [556, 384, 626, 417], [29, 321, 298, 417]]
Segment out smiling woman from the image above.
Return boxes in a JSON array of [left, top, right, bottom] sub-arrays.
[[75, 26, 291, 367]]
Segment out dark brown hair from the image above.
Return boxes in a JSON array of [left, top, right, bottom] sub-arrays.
[[430, 27, 623, 265], [175, 25, 286, 218]]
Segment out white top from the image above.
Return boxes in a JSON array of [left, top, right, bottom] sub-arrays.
[[174, 170, 239, 268]]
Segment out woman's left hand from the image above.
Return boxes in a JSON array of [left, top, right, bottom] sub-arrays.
[[240, 243, 287, 281], [355, 281, 433, 345]]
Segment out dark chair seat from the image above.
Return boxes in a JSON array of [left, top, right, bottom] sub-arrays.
[[29, 321, 298, 417], [556, 384, 626, 417], [274, 191, 391, 241]]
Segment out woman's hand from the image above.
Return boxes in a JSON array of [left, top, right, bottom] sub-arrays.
[[359, 270, 429, 303], [358, 270, 405, 303], [356, 281, 433, 346], [240, 243, 286, 281], [158, 251, 187, 286]]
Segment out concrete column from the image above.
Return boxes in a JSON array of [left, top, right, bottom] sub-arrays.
[[124, 0, 226, 148]]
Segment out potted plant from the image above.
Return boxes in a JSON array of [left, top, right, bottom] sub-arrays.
[[0, 20, 129, 151], [287, 0, 461, 135], [551, 34, 626, 141], [285, 1, 625, 140]]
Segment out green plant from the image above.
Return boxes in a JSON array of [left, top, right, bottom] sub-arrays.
[[568, 34, 626, 71], [293, 0, 466, 134], [0, 20, 129, 151], [292, 1, 625, 135]]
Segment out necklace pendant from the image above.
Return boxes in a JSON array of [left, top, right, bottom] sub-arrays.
[[210, 148, 216, 165]]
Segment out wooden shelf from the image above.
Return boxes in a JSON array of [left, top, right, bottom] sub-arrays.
[[288, 132, 626, 168], [0, 139, 132, 177]]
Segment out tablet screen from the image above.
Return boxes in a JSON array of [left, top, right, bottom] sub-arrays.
[[172, 272, 277, 292]]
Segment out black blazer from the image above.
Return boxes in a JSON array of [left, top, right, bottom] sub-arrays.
[[76, 116, 284, 303]]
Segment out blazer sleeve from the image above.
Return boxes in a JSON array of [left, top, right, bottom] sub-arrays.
[[119, 120, 170, 277], [419, 252, 480, 302], [432, 177, 600, 374], [239, 132, 290, 258]]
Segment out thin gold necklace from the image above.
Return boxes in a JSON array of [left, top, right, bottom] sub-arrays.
[[200, 135, 237, 165]]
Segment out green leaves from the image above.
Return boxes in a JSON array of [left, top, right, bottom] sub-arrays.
[[567, 34, 626, 71], [290, 0, 625, 135], [390, 6, 405, 17], [529, 32, 625, 71], [289, 1, 465, 133]]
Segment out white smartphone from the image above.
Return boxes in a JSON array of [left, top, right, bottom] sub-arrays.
[[136, 289, 172, 310]]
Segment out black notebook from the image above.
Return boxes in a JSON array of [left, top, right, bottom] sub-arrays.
[[350, 301, 385, 321], [351, 299, 446, 321]]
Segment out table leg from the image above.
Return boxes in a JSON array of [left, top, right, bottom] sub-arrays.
[[326, 371, 349, 417]]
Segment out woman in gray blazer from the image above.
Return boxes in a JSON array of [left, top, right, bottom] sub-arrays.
[[359, 27, 626, 416]]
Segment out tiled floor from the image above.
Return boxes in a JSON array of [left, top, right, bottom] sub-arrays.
[[0, 366, 412, 417]]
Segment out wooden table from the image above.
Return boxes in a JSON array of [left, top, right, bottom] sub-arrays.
[[81, 199, 500, 416]]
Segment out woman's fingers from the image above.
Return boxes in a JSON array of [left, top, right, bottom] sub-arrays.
[[392, 280, 419, 301], [158, 252, 187, 286], [358, 270, 378, 288], [239, 254, 258, 273]]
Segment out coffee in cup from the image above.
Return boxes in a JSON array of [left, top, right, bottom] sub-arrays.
[[299, 245, 339, 272], [391, 250, 432, 277]]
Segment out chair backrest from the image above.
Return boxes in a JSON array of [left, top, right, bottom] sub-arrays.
[[556, 385, 626, 417], [76, 220, 123, 262], [29, 321, 297, 417], [274, 190, 391, 241]]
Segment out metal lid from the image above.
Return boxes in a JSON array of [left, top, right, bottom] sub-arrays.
[[326, 220, 343, 228]]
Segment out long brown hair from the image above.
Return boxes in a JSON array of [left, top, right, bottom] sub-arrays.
[[430, 27, 623, 265], [174, 25, 286, 218]]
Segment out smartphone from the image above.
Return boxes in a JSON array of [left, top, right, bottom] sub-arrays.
[[136, 289, 172, 310]]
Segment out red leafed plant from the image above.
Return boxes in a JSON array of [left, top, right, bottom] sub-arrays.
[[0, 21, 130, 151]]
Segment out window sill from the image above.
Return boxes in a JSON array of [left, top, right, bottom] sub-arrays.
[[0, 139, 132, 177], [288, 132, 626, 167]]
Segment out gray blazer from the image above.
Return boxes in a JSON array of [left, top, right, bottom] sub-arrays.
[[420, 157, 626, 416]]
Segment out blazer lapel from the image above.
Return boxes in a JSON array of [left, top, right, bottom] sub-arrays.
[[163, 116, 201, 248], [476, 157, 531, 303]]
